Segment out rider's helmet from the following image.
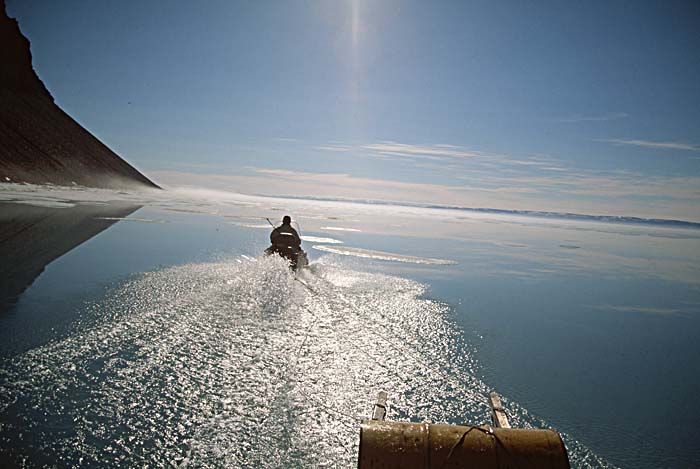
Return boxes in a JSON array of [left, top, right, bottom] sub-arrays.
[[282, 215, 291, 225]]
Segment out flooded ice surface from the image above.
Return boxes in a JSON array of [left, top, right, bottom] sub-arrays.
[[3, 183, 699, 467], [0, 255, 608, 467]]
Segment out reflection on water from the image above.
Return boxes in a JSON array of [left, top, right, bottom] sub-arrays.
[[0, 201, 141, 314], [0, 255, 608, 467]]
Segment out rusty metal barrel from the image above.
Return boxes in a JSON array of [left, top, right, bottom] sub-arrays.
[[358, 420, 570, 469]]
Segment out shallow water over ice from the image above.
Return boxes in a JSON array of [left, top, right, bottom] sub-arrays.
[[0, 255, 606, 467], [2, 184, 699, 467]]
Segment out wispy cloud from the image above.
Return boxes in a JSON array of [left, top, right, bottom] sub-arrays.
[[603, 139, 700, 152], [312, 144, 354, 152], [548, 112, 628, 123], [361, 142, 482, 159], [311, 141, 484, 160], [541, 166, 568, 172], [501, 158, 557, 167], [310, 141, 568, 174]]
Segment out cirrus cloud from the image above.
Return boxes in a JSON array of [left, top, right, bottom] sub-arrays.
[[602, 139, 700, 152]]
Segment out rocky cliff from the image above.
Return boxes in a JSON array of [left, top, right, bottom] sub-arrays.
[[0, 0, 159, 189]]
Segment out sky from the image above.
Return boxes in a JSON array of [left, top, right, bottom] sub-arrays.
[[7, 0, 700, 221]]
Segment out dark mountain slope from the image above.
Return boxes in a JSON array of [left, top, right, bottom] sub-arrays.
[[0, 0, 159, 189]]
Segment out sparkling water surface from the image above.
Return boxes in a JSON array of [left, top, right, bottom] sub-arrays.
[[1, 184, 699, 468]]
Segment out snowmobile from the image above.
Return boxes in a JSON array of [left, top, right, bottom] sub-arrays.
[[264, 243, 308, 271]]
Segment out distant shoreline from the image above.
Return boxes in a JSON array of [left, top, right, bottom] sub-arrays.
[[2, 180, 698, 230], [257, 193, 700, 230]]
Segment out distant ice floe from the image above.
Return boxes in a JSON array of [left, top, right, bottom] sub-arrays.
[[95, 217, 164, 223], [312, 245, 457, 265], [320, 226, 362, 232], [76, 201, 110, 206], [587, 303, 691, 318], [226, 222, 270, 229], [162, 207, 207, 214], [300, 236, 343, 244], [13, 199, 75, 209], [221, 215, 267, 220]]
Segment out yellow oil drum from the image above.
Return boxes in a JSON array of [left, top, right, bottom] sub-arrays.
[[358, 421, 570, 469]]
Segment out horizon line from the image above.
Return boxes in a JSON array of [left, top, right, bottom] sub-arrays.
[[251, 192, 700, 229]]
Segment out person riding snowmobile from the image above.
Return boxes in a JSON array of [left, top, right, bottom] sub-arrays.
[[266, 215, 307, 270], [270, 215, 301, 248]]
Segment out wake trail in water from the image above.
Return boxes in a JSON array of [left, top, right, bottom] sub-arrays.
[[0, 255, 613, 467]]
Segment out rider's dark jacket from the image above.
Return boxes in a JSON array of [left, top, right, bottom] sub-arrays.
[[270, 223, 301, 248]]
